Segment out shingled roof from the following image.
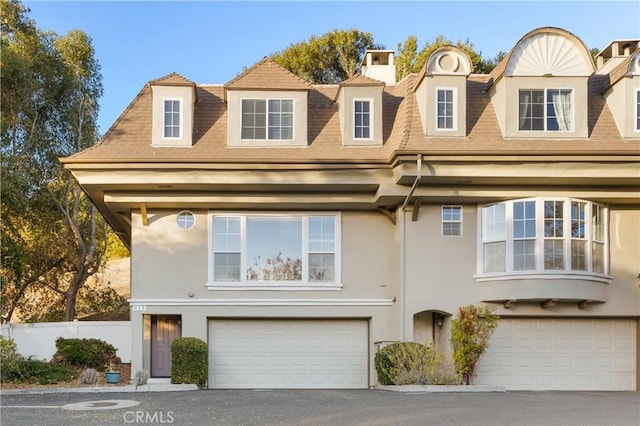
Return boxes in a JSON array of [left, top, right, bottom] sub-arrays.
[[149, 72, 196, 86], [224, 57, 312, 91], [63, 41, 637, 166]]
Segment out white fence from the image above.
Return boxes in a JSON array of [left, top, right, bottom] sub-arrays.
[[0, 321, 131, 363]]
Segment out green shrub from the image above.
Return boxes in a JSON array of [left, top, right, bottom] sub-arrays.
[[374, 341, 461, 386], [0, 336, 21, 381], [451, 305, 499, 385], [375, 342, 429, 385], [52, 337, 120, 369], [4, 357, 74, 384], [171, 337, 207, 388]]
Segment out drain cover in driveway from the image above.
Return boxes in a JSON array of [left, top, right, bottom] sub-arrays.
[[61, 400, 140, 411]]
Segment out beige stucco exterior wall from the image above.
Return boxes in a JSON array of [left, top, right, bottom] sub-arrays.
[[402, 204, 640, 343], [150, 85, 195, 147], [336, 86, 383, 146], [226, 90, 308, 146], [604, 76, 639, 139], [415, 75, 467, 137], [128, 210, 401, 383]]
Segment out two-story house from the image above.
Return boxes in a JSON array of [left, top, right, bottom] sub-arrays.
[[62, 27, 640, 391]]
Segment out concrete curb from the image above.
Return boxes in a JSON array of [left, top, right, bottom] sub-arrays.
[[0, 384, 198, 395], [376, 385, 506, 393]]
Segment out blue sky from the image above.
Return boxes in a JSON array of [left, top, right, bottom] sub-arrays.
[[24, 1, 640, 134]]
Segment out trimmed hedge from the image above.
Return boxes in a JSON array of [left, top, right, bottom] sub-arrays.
[[374, 342, 428, 385], [374, 341, 460, 386], [171, 337, 207, 388], [53, 337, 120, 369]]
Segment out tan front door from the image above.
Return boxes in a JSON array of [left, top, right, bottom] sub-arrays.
[[151, 315, 181, 377]]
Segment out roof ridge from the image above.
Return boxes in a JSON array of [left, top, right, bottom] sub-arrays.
[[149, 72, 195, 85], [398, 75, 416, 150], [224, 57, 312, 89]]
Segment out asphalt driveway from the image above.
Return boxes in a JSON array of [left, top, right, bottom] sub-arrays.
[[1, 389, 639, 426]]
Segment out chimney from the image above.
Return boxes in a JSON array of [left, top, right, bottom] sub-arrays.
[[361, 50, 396, 85]]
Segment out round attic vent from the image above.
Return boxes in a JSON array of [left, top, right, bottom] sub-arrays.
[[176, 211, 196, 230]]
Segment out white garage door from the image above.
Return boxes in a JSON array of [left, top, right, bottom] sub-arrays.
[[208, 319, 369, 389], [476, 319, 636, 390]]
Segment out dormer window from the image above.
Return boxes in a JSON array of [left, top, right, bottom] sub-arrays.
[[519, 89, 573, 131], [241, 99, 293, 140], [436, 88, 455, 130], [150, 73, 196, 147], [354, 99, 371, 139], [163, 100, 181, 138]]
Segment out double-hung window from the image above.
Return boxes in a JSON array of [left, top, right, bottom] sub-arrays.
[[519, 89, 573, 131], [210, 213, 340, 288], [354, 99, 371, 139], [163, 99, 181, 138], [436, 88, 455, 130], [480, 198, 608, 277], [442, 206, 462, 236], [241, 99, 293, 140]]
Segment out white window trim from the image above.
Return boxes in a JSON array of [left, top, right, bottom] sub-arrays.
[[435, 87, 457, 131], [635, 88, 640, 132], [176, 210, 196, 230], [207, 212, 342, 291], [240, 98, 295, 141], [475, 197, 611, 282], [441, 205, 463, 237], [353, 98, 374, 141], [518, 88, 574, 132], [162, 98, 182, 140]]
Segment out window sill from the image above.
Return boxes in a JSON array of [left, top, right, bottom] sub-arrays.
[[474, 271, 611, 284], [206, 282, 344, 291]]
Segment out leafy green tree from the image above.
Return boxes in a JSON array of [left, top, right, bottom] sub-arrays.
[[271, 29, 383, 83], [1, 0, 112, 322], [395, 35, 496, 80], [450, 305, 499, 385]]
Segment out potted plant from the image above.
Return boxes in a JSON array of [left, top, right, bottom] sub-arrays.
[[105, 360, 121, 384]]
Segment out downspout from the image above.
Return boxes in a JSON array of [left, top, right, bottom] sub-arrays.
[[400, 154, 422, 341]]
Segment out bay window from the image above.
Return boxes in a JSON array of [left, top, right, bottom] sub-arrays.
[[480, 198, 607, 277], [209, 213, 340, 288]]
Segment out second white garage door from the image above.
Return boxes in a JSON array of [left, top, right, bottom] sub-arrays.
[[475, 318, 636, 390], [208, 319, 369, 389]]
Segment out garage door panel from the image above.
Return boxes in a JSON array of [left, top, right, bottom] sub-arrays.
[[208, 319, 369, 389], [476, 319, 636, 390]]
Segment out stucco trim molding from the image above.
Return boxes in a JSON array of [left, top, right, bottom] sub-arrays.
[[128, 298, 395, 307]]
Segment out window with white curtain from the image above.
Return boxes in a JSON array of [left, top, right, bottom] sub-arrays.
[[519, 89, 573, 131]]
